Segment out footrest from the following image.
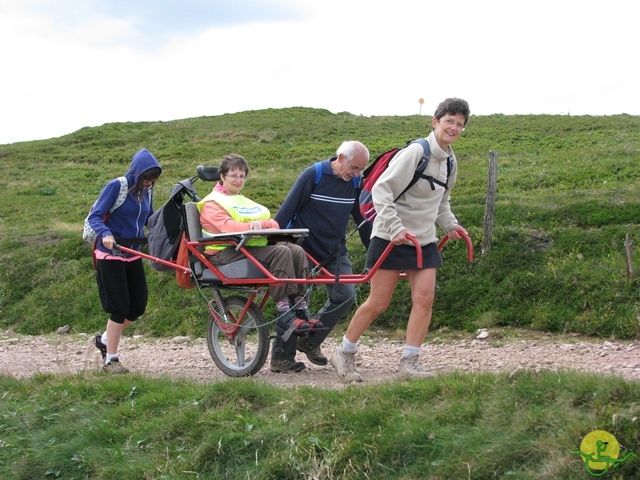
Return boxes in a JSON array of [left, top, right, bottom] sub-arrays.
[[291, 318, 312, 333], [307, 318, 328, 332]]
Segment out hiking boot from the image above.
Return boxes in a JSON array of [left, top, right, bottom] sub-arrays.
[[103, 358, 129, 374], [94, 335, 107, 360], [297, 335, 328, 365], [397, 355, 435, 379], [270, 358, 306, 373], [330, 347, 362, 384]]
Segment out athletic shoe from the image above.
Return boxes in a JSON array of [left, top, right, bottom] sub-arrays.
[[397, 355, 435, 379], [330, 347, 362, 383], [270, 358, 306, 373], [94, 335, 107, 360], [296, 335, 328, 365], [103, 358, 129, 374]]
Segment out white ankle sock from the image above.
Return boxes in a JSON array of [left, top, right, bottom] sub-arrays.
[[341, 336, 358, 352], [101, 332, 107, 344], [105, 353, 118, 364], [403, 345, 421, 358]]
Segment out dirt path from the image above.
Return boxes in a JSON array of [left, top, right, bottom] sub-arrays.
[[1, 330, 639, 388]]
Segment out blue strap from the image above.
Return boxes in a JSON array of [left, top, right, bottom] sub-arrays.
[[314, 162, 323, 185]]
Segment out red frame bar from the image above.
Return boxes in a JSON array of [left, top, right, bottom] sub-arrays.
[[115, 231, 472, 287], [115, 232, 472, 342]]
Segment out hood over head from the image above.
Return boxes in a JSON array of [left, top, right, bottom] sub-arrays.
[[126, 148, 162, 185]]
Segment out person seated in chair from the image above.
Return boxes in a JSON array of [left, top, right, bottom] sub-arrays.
[[198, 153, 321, 373]]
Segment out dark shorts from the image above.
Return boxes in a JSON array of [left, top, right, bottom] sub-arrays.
[[96, 258, 148, 323], [365, 236, 443, 271]]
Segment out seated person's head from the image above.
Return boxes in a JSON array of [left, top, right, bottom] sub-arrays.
[[218, 154, 249, 194], [219, 154, 249, 178]]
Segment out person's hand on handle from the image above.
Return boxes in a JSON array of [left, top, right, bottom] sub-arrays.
[[102, 235, 116, 250], [446, 225, 468, 241], [391, 229, 414, 245]]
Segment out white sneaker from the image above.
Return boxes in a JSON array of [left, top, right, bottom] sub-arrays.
[[397, 355, 435, 379], [330, 347, 362, 384]]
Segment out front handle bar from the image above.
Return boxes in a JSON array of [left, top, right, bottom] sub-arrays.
[[437, 231, 474, 262]]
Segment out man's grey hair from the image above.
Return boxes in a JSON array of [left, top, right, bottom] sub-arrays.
[[336, 140, 369, 160]]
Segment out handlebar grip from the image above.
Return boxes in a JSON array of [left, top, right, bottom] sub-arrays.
[[114, 237, 148, 246]]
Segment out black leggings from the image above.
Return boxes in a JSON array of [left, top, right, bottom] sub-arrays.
[[96, 258, 148, 324]]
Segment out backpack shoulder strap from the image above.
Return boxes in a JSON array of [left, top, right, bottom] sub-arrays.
[[445, 156, 453, 186], [414, 138, 430, 173], [313, 162, 323, 185], [415, 139, 453, 191], [394, 139, 431, 201], [111, 176, 128, 212], [414, 138, 430, 157]]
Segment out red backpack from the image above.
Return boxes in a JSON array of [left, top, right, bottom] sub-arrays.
[[359, 138, 451, 222]]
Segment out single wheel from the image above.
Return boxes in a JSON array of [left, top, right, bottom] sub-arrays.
[[206, 295, 270, 377]]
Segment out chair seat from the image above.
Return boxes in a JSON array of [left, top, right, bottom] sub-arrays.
[[200, 259, 267, 282]]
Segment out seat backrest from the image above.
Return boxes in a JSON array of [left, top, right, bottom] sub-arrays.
[[183, 202, 202, 243]]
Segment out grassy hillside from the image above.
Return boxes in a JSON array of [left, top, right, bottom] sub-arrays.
[[0, 108, 639, 338]]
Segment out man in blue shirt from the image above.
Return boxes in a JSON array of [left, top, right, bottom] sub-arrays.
[[275, 140, 371, 366]]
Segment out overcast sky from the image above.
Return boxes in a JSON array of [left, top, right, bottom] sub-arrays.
[[1, 0, 637, 145]]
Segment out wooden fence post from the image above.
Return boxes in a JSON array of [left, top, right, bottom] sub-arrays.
[[482, 151, 498, 256], [625, 233, 634, 280]]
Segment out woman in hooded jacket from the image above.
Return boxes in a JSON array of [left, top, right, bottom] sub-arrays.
[[88, 148, 162, 373]]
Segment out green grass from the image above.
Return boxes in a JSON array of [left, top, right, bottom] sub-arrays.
[[1, 108, 639, 339], [1, 371, 638, 479]]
